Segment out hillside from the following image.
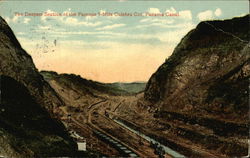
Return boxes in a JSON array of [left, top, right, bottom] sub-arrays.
[[145, 15, 249, 120], [41, 71, 146, 96], [141, 15, 249, 156], [0, 16, 77, 157]]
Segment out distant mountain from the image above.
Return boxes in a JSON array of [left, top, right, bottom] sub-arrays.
[[41, 71, 146, 96], [109, 82, 146, 94], [0, 16, 77, 157], [144, 15, 249, 156]]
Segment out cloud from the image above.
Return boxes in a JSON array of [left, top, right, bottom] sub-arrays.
[[38, 25, 51, 30], [197, 8, 222, 21], [140, 7, 192, 28], [4, 16, 20, 24], [136, 21, 194, 29], [140, 18, 174, 24], [197, 10, 213, 21], [148, 8, 161, 14], [63, 17, 102, 26], [4, 17, 10, 23], [139, 18, 150, 23], [165, 7, 192, 20], [23, 18, 31, 24], [34, 24, 66, 37], [133, 22, 195, 44], [41, 9, 56, 22], [156, 23, 195, 43], [98, 22, 195, 45], [17, 32, 26, 35], [237, 13, 248, 17], [34, 27, 125, 38], [165, 7, 177, 13], [85, 15, 97, 21], [96, 23, 126, 30], [37, 24, 63, 32], [12, 16, 19, 23], [133, 21, 195, 46], [214, 8, 222, 17], [179, 10, 192, 20], [99, 9, 106, 15]]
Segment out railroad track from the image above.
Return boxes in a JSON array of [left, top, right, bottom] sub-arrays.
[[106, 111, 185, 158], [94, 130, 139, 157], [86, 99, 143, 157]]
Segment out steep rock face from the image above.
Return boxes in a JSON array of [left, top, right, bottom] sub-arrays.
[[0, 16, 63, 113], [141, 15, 250, 157], [0, 16, 77, 157], [145, 15, 250, 121], [0, 76, 77, 157]]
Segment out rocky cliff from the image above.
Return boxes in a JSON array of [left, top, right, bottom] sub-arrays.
[[0, 16, 77, 157], [143, 15, 249, 157], [0, 17, 64, 114], [145, 15, 249, 121]]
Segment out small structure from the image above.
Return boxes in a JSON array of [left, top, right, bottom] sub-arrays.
[[77, 138, 87, 151], [69, 130, 87, 151]]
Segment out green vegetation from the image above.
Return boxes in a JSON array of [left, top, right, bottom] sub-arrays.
[[106, 82, 146, 94]]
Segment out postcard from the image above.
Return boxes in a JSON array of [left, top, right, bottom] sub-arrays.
[[0, 0, 249, 157]]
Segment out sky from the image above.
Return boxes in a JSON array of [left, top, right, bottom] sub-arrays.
[[0, 0, 249, 83]]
